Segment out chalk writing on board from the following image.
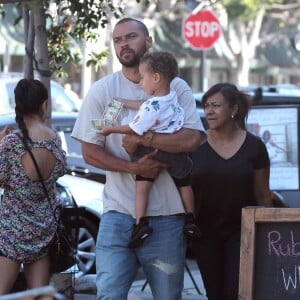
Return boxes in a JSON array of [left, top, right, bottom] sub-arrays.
[[267, 229, 300, 292], [268, 230, 300, 257], [281, 266, 300, 290]]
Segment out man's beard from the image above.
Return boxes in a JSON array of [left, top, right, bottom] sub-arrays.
[[119, 55, 140, 68], [117, 45, 147, 67]]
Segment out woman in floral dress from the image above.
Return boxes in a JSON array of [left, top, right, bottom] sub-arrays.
[[0, 79, 67, 294]]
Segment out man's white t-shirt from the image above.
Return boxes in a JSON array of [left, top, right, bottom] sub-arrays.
[[71, 71, 204, 217]]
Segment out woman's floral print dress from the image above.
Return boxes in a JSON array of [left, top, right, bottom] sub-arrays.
[[0, 133, 66, 263]]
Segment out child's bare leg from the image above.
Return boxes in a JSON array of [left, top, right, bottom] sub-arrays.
[[179, 185, 202, 239], [179, 185, 194, 213], [135, 180, 153, 224], [128, 180, 154, 249]]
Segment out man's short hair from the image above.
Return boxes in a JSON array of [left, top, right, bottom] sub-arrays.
[[115, 17, 149, 36]]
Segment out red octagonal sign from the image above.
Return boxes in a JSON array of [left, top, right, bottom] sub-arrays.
[[182, 10, 221, 50]]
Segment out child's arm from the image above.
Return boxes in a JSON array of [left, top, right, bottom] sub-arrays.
[[115, 97, 145, 110], [98, 124, 135, 136]]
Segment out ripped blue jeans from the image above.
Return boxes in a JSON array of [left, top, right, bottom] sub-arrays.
[[96, 211, 186, 300]]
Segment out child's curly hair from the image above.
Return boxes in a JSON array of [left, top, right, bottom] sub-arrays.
[[140, 51, 178, 83]]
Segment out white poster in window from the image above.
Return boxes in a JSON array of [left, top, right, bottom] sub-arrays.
[[248, 106, 298, 190]]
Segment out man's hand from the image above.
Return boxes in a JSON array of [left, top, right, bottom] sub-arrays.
[[135, 149, 168, 178]]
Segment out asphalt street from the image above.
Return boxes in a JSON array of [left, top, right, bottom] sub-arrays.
[[73, 259, 207, 300]]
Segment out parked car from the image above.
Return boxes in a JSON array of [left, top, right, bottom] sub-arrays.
[[0, 113, 104, 277], [194, 85, 300, 106], [194, 87, 300, 208], [0, 73, 78, 114], [51, 113, 106, 183]]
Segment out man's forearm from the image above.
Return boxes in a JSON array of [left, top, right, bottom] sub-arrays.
[[82, 142, 133, 172], [141, 128, 203, 153]]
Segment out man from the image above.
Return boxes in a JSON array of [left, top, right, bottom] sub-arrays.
[[72, 17, 204, 299]]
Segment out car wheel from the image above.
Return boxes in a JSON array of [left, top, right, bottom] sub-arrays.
[[66, 215, 99, 277], [76, 218, 98, 277]]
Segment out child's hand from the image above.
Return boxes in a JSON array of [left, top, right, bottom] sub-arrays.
[[114, 98, 144, 110], [0, 126, 14, 140], [97, 126, 113, 136], [114, 97, 127, 103]]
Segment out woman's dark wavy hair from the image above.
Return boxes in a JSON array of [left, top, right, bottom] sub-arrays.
[[14, 78, 48, 143], [201, 82, 250, 130]]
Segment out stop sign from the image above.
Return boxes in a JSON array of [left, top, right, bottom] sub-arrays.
[[182, 10, 221, 50]]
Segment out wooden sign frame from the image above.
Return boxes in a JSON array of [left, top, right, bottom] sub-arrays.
[[239, 207, 300, 299]]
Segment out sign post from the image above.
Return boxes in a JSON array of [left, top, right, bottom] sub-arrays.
[[182, 10, 221, 91]]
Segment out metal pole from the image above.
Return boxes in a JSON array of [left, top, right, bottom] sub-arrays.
[[200, 50, 206, 92]]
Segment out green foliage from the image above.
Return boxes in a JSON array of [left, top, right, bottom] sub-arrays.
[[1, 0, 139, 78], [44, 0, 128, 77], [219, 0, 295, 23], [86, 50, 109, 72], [0, 4, 4, 17], [47, 24, 80, 77], [220, 0, 279, 20], [65, 0, 122, 39], [221, 0, 248, 19]]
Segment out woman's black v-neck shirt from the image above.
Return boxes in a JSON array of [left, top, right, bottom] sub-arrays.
[[190, 132, 270, 240]]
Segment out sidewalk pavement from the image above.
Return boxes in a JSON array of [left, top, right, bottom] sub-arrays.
[[74, 259, 207, 300]]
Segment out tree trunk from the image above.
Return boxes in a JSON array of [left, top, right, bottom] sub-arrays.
[[23, 4, 34, 79], [32, 0, 51, 126], [236, 53, 251, 86]]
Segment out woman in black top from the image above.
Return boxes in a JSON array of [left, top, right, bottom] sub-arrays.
[[190, 83, 272, 300]]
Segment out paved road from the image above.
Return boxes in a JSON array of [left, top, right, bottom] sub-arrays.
[[7, 260, 206, 300], [73, 259, 207, 300]]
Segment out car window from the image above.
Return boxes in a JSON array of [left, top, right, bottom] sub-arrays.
[[62, 130, 82, 158], [197, 107, 208, 130], [6, 82, 17, 109], [54, 122, 81, 157], [51, 83, 78, 113], [0, 77, 78, 114]]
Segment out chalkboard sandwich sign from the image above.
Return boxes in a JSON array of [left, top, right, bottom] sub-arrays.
[[239, 207, 300, 300]]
